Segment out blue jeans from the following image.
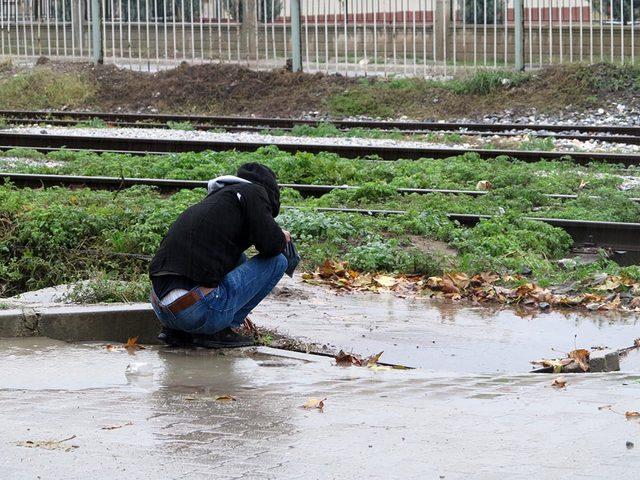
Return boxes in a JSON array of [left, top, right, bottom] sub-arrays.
[[151, 253, 287, 335]]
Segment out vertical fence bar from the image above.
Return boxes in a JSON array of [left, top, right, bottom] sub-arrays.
[[92, 0, 103, 62], [632, 0, 635, 64], [568, 0, 572, 61], [514, 0, 523, 69], [334, 0, 339, 73], [373, 0, 377, 73], [483, 0, 487, 65], [609, 0, 613, 61], [314, 0, 319, 71], [621, 0, 624, 63], [291, 0, 302, 70]]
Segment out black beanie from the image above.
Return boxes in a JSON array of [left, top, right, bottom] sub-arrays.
[[237, 162, 281, 217]]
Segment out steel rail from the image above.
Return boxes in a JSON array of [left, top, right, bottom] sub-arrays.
[[3, 172, 639, 254], [3, 172, 640, 204], [6, 116, 640, 145], [1, 132, 639, 165], [1, 109, 638, 135]]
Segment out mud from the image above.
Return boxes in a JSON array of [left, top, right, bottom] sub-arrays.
[[2, 61, 637, 120]]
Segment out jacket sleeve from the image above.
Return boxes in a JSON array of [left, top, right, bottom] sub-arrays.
[[241, 185, 286, 256]]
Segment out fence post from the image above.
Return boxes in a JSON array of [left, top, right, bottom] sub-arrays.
[[90, 0, 103, 64], [241, 0, 257, 64], [513, 0, 524, 70], [290, 0, 302, 71], [434, 0, 451, 66]]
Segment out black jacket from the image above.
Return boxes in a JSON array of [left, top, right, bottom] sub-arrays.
[[150, 165, 286, 293]]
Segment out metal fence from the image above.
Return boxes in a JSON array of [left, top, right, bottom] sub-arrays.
[[0, 0, 637, 75]]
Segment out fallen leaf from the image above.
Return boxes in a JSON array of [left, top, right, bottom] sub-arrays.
[[124, 336, 145, 351], [365, 351, 384, 367], [105, 344, 117, 351], [598, 404, 613, 410], [568, 349, 590, 372], [17, 435, 78, 451], [373, 275, 398, 288], [551, 377, 567, 389], [335, 350, 363, 366], [101, 422, 133, 430], [215, 395, 236, 402], [301, 397, 326, 411], [441, 278, 460, 295], [625, 411, 640, 419]]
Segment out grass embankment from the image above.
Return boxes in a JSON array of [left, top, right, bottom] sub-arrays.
[[2, 147, 640, 302], [0, 62, 637, 118]]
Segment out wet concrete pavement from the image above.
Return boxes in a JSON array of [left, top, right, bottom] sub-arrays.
[[260, 281, 640, 374], [3, 279, 640, 478], [2, 338, 640, 479]]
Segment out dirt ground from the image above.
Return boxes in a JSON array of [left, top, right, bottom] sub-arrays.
[[1, 58, 638, 119]]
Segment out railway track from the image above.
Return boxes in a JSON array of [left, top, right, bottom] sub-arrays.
[[1, 110, 640, 145], [0, 131, 639, 165], [4, 172, 640, 204], [3, 171, 640, 261]]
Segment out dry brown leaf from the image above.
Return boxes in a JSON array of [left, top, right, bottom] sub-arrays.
[[568, 349, 590, 372], [105, 344, 117, 351], [215, 395, 236, 402], [319, 259, 336, 278], [124, 336, 145, 351], [302, 397, 326, 411], [625, 411, 640, 419], [441, 278, 460, 295], [17, 435, 78, 452], [335, 350, 363, 366], [101, 422, 133, 430], [373, 275, 398, 288], [551, 377, 567, 388]]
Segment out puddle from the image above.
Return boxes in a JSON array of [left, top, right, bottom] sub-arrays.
[[258, 283, 640, 374]]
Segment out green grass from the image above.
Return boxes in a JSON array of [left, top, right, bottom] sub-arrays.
[[76, 117, 108, 128], [0, 68, 94, 110], [167, 120, 195, 131], [328, 70, 531, 117], [2, 147, 639, 299]]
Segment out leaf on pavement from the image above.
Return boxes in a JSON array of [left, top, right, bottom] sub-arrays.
[[17, 435, 78, 452], [568, 349, 590, 372], [302, 397, 326, 411], [335, 350, 363, 366], [373, 275, 398, 288], [124, 336, 145, 351], [215, 395, 237, 402], [551, 377, 567, 389], [365, 351, 384, 367], [625, 411, 640, 419], [101, 422, 133, 430]]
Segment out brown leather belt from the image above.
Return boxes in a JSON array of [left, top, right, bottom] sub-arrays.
[[158, 287, 215, 315]]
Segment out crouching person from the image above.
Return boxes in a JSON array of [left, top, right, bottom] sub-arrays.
[[149, 163, 290, 348]]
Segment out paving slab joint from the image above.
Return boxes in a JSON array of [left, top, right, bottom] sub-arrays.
[[589, 349, 621, 372], [22, 308, 40, 333]]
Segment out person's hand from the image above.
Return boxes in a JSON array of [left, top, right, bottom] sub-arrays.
[[282, 229, 292, 243]]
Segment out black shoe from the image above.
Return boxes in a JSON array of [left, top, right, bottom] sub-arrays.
[[191, 327, 256, 349], [157, 327, 193, 347]]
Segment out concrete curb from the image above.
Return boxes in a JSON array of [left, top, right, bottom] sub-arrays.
[[0, 303, 161, 344]]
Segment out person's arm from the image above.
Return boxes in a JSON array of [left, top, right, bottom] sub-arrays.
[[241, 185, 287, 256]]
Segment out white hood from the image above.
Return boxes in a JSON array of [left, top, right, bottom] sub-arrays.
[[207, 175, 251, 195]]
